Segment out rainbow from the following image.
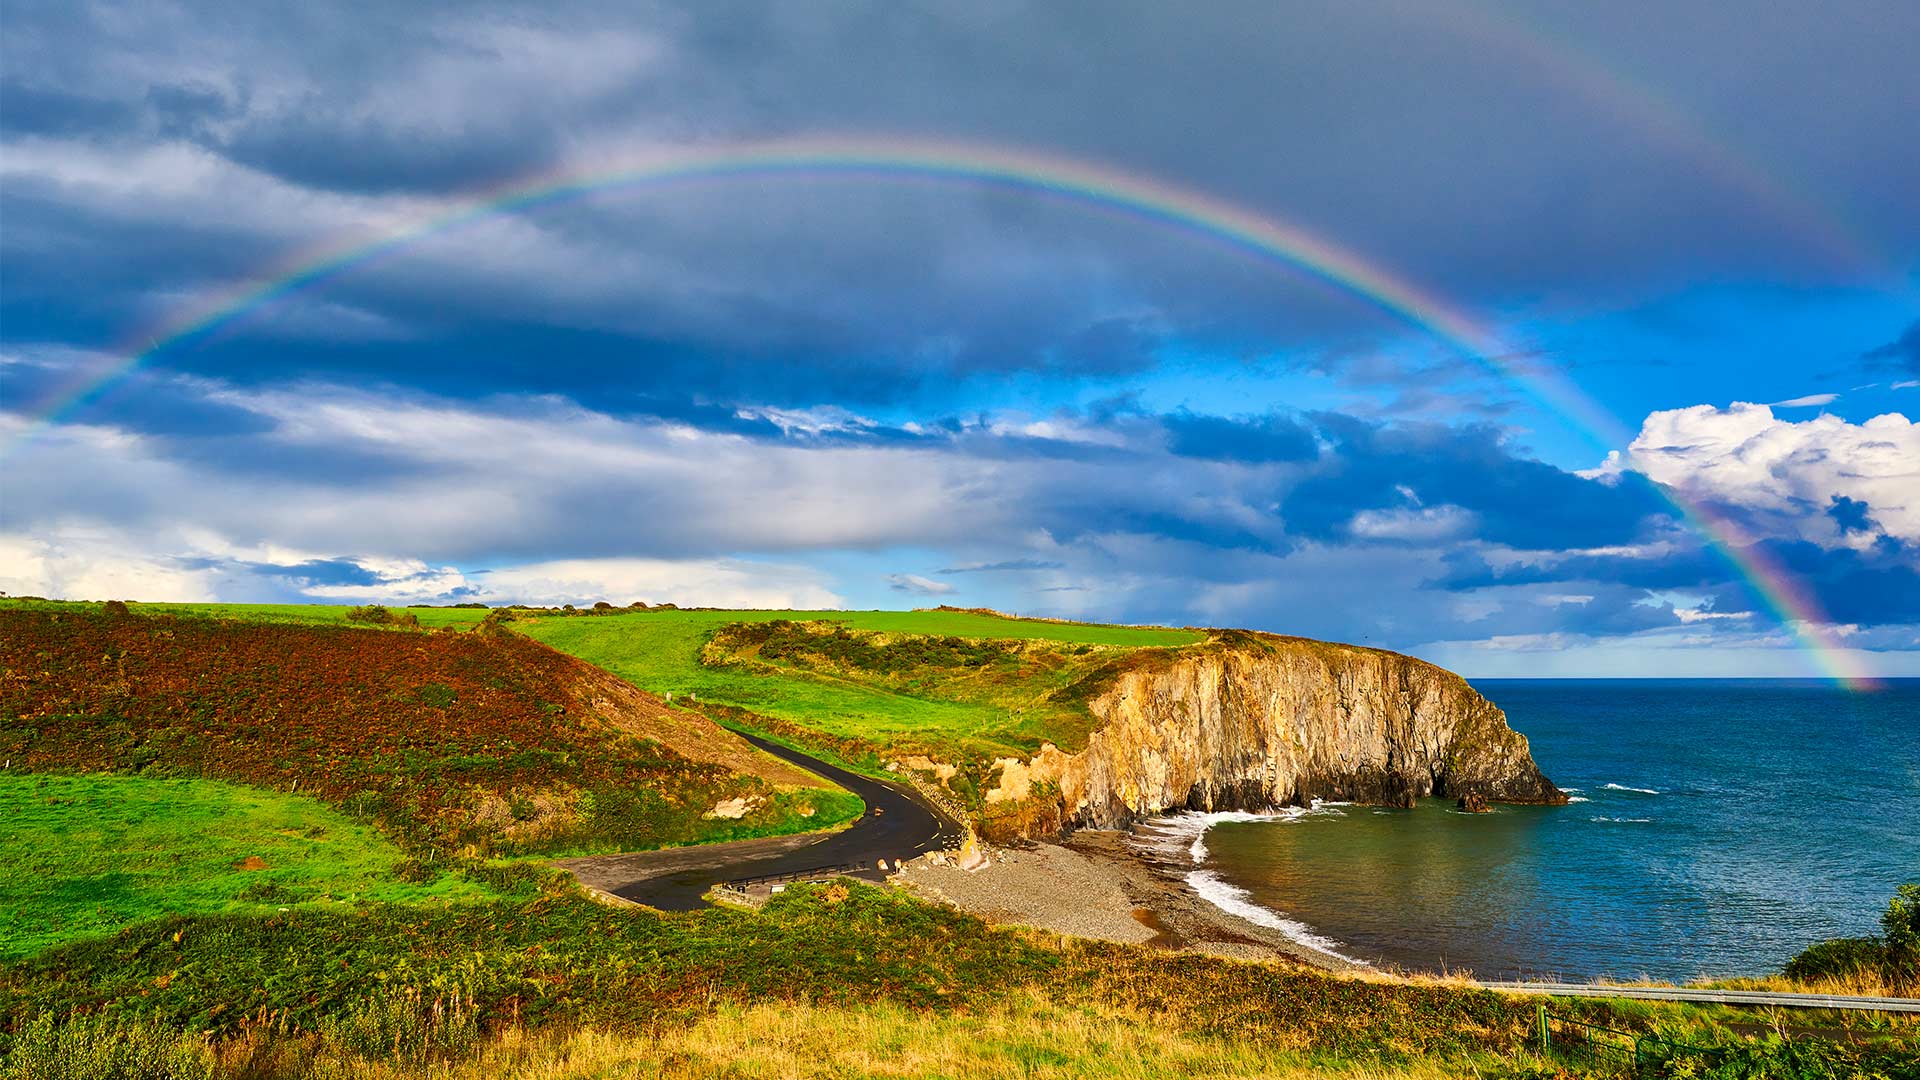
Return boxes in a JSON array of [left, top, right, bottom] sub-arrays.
[[4, 135, 1881, 688]]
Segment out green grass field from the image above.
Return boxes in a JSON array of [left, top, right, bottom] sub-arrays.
[[517, 609, 1203, 760], [0, 597, 492, 630], [0, 774, 494, 959]]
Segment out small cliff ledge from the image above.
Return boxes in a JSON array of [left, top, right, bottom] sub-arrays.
[[990, 631, 1565, 829]]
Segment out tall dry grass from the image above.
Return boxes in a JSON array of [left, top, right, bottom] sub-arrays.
[[3, 994, 1521, 1080]]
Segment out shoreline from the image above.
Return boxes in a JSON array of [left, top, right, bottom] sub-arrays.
[[894, 828, 1369, 972]]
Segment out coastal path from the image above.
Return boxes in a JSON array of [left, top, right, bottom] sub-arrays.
[[559, 732, 965, 911], [1486, 982, 1920, 1013]]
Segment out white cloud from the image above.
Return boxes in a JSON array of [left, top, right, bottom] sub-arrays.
[[1625, 402, 1920, 547], [733, 405, 878, 437], [0, 528, 842, 610], [885, 573, 956, 597], [1672, 606, 1752, 623], [0, 533, 216, 602], [1347, 504, 1476, 542], [1535, 594, 1595, 606], [1768, 393, 1838, 408], [474, 558, 842, 609]]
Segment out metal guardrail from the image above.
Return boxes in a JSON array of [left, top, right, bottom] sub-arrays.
[[1491, 981, 1920, 1013]]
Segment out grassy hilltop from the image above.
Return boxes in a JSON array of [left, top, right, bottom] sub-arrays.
[[517, 606, 1201, 763]]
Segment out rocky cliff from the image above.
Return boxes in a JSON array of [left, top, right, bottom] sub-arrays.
[[986, 632, 1565, 828]]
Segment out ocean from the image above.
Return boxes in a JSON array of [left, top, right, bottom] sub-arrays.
[[1140, 679, 1920, 982]]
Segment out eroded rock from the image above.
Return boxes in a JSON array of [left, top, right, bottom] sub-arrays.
[[986, 633, 1565, 829]]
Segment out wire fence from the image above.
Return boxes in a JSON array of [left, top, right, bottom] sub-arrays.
[[1534, 1005, 1726, 1075]]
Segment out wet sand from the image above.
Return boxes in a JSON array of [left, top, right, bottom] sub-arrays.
[[895, 830, 1365, 971]]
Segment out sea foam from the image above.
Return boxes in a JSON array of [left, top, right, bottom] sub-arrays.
[[1133, 803, 1345, 864], [1185, 869, 1368, 964], [1131, 803, 1365, 965], [1602, 782, 1660, 795]]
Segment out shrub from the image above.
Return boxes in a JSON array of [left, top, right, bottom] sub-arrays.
[[1884, 881, 1920, 954], [101, 600, 131, 617], [1782, 936, 1888, 982], [344, 605, 420, 628], [1782, 881, 1920, 992]]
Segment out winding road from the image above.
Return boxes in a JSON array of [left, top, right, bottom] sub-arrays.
[[559, 732, 964, 911]]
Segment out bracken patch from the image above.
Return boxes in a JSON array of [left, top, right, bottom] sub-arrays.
[[0, 609, 847, 857]]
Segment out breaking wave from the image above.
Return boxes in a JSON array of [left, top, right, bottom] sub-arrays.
[[1186, 869, 1368, 964], [1132, 803, 1347, 864], [1130, 803, 1367, 966], [1602, 783, 1660, 795]]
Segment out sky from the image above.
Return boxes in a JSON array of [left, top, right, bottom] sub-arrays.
[[2, 0, 1917, 678]]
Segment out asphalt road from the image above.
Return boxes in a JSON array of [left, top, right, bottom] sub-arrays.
[[562, 732, 964, 911]]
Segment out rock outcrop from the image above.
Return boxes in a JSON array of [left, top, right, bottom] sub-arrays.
[[988, 632, 1565, 828]]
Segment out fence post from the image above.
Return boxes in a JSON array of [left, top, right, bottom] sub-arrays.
[[1537, 1003, 1550, 1054]]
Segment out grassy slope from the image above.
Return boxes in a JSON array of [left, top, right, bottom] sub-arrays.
[[0, 882, 1542, 1052], [0, 774, 492, 959], [0, 606, 858, 862], [5, 882, 1909, 1079], [518, 608, 1201, 760]]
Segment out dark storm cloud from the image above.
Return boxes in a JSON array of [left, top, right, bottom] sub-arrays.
[[1761, 538, 1920, 627], [1161, 411, 1320, 463], [219, 113, 564, 196], [937, 559, 1065, 575], [5, 0, 1914, 406], [1862, 320, 1920, 375], [0, 80, 138, 136], [1827, 495, 1878, 536], [1433, 535, 1920, 630], [1432, 547, 1725, 594], [1283, 414, 1668, 550]]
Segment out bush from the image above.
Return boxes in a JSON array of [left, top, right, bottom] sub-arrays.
[[344, 605, 420, 628], [1782, 936, 1888, 982], [1782, 881, 1920, 992], [1883, 881, 1920, 954]]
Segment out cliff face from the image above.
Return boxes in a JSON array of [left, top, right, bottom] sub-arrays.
[[988, 634, 1564, 828]]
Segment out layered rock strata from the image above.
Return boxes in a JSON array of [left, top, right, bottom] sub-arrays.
[[987, 633, 1565, 828]]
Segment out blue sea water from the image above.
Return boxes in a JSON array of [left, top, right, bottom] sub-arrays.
[[1182, 679, 1920, 982]]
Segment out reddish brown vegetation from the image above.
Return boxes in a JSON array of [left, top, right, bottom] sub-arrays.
[[0, 608, 802, 855]]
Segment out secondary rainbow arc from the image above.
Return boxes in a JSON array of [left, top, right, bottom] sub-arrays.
[[6, 135, 1880, 689]]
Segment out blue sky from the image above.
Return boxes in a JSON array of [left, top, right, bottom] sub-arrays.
[[2, 1, 1917, 677]]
